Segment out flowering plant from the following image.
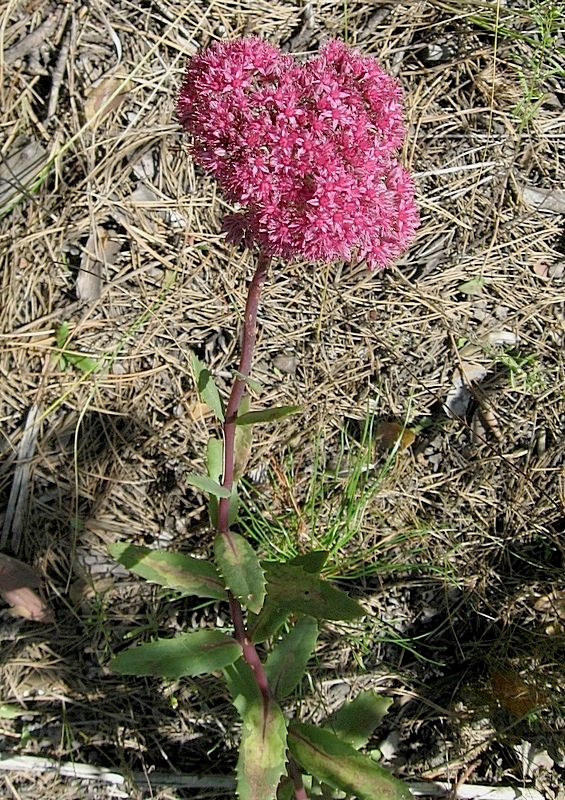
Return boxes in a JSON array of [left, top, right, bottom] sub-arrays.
[[177, 37, 418, 270], [110, 37, 417, 800]]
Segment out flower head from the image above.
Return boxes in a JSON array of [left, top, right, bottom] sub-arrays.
[[177, 37, 419, 270]]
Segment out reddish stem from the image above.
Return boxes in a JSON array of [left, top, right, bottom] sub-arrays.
[[216, 250, 271, 707], [218, 249, 270, 529], [287, 756, 308, 800], [228, 591, 271, 701], [216, 250, 306, 800]]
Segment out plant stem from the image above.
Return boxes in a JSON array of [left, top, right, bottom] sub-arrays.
[[287, 756, 309, 800], [218, 249, 270, 528], [216, 250, 306, 800], [216, 249, 271, 704], [228, 590, 272, 701]]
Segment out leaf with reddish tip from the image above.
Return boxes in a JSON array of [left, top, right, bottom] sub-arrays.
[[237, 698, 287, 800], [214, 533, 266, 614], [110, 630, 241, 678], [288, 723, 410, 800], [108, 542, 226, 600]]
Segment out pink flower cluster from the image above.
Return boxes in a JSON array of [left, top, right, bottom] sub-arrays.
[[177, 37, 419, 270]]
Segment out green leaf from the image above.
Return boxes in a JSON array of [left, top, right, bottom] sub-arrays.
[[209, 495, 219, 528], [237, 698, 287, 800], [224, 658, 261, 715], [288, 551, 329, 574], [265, 616, 318, 699], [107, 542, 226, 600], [0, 703, 24, 720], [458, 275, 485, 295], [234, 396, 253, 480], [233, 370, 263, 393], [206, 437, 223, 482], [263, 563, 363, 621], [276, 777, 295, 800], [63, 352, 100, 372], [214, 533, 266, 614], [236, 406, 300, 425], [247, 602, 289, 644], [55, 321, 69, 349], [288, 723, 410, 800], [187, 472, 231, 499], [55, 322, 100, 373], [228, 481, 240, 526], [324, 691, 393, 749], [207, 438, 224, 527], [110, 630, 241, 678], [190, 351, 225, 421]]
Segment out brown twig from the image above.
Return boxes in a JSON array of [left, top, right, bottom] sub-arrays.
[[3, 13, 61, 64], [46, 30, 71, 120]]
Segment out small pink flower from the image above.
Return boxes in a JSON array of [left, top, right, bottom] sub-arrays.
[[177, 37, 419, 270]]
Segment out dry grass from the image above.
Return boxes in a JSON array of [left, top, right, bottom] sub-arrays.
[[1, 0, 564, 797]]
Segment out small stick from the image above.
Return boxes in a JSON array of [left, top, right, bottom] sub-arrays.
[[1, 404, 41, 553], [4, 13, 61, 64], [46, 30, 71, 120]]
